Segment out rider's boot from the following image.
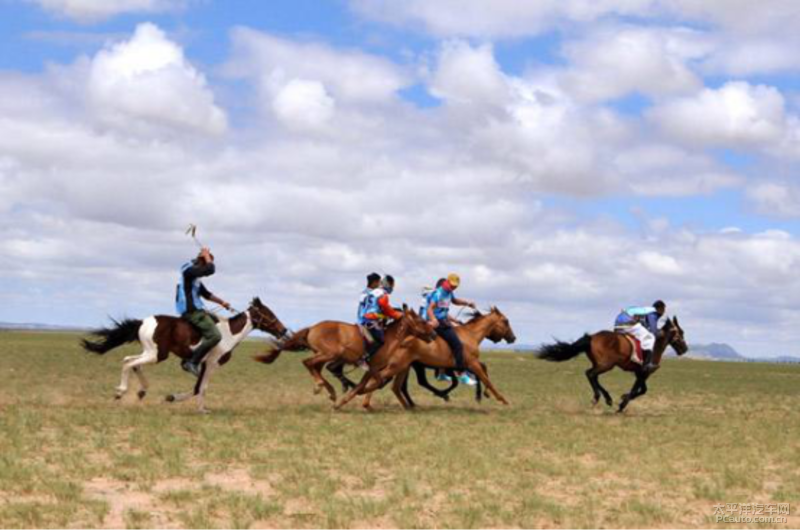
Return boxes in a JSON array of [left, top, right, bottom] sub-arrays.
[[642, 349, 658, 374], [182, 344, 211, 377]]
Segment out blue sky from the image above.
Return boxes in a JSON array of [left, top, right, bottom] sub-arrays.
[[2, 0, 800, 357]]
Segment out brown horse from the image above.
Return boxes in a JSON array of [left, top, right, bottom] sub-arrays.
[[537, 317, 688, 412], [253, 306, 437, 404], [336, 307, 517, 410], [81, 298, 288, 412]]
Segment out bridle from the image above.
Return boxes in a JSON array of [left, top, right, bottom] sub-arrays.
[[249, 306, 284, 337]]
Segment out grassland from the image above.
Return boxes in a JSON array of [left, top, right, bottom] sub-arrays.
[[0, 330, 798, 529]]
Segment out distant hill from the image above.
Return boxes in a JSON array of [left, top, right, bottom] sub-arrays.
[[685, 342, 744, 361]]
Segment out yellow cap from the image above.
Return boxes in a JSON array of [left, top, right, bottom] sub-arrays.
[[447, 273, 461, 288]]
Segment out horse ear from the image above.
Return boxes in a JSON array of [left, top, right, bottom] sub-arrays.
[[402, 303, 408, 313]]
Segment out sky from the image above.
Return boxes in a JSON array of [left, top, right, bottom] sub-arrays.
[[2, 0, 800, 357]]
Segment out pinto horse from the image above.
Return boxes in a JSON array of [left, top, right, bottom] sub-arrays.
[[337, 307, 517, 410], [81, 298, 288, 413], [537, 317, 688, 412], [253, 305, 437, 405]]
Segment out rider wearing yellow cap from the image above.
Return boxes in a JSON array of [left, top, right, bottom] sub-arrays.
[[425, 273, 477, 385]]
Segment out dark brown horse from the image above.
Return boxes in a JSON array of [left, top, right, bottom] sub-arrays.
[[253, 306, 437, 405], [537, 317, 688, 412], [81, 298, 288, 413], [336, 307, 517, 410]]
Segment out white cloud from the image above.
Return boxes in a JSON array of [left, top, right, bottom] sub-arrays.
[[637, 251, 683, 275], [747, 182, 800, 217], [87, 23, 226, 135], [428, 41, 509, 107], [559, 26, 705, 102], [271, 79, 335, 132], [349, 0, 655, 38], [226, 28, 411, 105], [30, 0, 183, 23], [648, 82, 787, 149], [352, 0, 800, 42]]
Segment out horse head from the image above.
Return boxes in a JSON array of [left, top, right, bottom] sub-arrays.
[[486, 306, 517, 344], [664, 316, 688, 356], [399, 303, 437, 344], [248, 297, 289, 339]]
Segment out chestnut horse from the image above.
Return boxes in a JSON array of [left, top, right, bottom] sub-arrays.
[[81, 298, 288, 413], [253, 306, 437, 404], [336, 307, 517, 410], [537, 317, 688, 412]]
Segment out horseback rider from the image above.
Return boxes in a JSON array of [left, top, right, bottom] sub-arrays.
[[614, 300, 667, 374], [358, 273, 402, 367], [425, 273, 478, 386], [176, 247, 232, 377]]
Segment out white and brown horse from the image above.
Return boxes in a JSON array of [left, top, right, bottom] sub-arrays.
[[82, 297, 288, 413]]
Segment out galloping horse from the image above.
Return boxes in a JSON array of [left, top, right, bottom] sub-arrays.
[[537, 317, 688, 412], [81, 298, 288, 413], [336, 307, 517, 410], [253, 306, 437, 404]]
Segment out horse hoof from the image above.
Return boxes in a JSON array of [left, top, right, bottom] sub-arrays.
[[137, 390, 147, 400], [165, 394, 176, 403], [605, 399, 613, 407], [313, 386, 322, 396], [198, 408, 210, 415]]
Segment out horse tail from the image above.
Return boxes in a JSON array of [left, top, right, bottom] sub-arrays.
[[537, 334, 592, 362], [81, 318, 143, 355], [253, 327, 310, 364]]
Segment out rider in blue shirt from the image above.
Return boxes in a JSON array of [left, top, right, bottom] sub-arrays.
[[426, 273, 477, 386], [177, 247, 232, 377]]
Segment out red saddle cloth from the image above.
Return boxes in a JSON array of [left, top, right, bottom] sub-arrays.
[[621, 334, 643, 364]]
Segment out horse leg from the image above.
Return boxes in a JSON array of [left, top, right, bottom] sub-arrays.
[[477, 362, 490, 402], [585, 368, 602, 406], [618, 373, 646, 413], [361, 392, 374, 411], [194, 357, 221, 414], [115, 342, 158, 399], [335, 355, 409, 410], [335, 371, 373, 410], [301, 350, 339, 402], [401, 369, 417, 408], [392, 368, 412, 409], [327, 360, 357, 392], [132, 366, 149, 400], [413, 363, 451, 402], [585, 363, 613, 407], [467, 359, 509, 405]]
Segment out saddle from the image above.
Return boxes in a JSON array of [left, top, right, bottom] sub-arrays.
[[619, 333, 643, 364]]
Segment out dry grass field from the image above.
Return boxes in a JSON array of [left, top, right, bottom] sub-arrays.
[[0, 330, 798, 528]]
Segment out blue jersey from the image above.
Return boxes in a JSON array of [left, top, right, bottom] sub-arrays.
[[427, 286, 453, 321], [615, 306, 660, 334], [357, 288, 385, 325], [176, 261, 210, 314]]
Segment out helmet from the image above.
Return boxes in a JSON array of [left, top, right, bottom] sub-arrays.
[[367, 272, 381, 285], [447, 273, 461, 288]]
